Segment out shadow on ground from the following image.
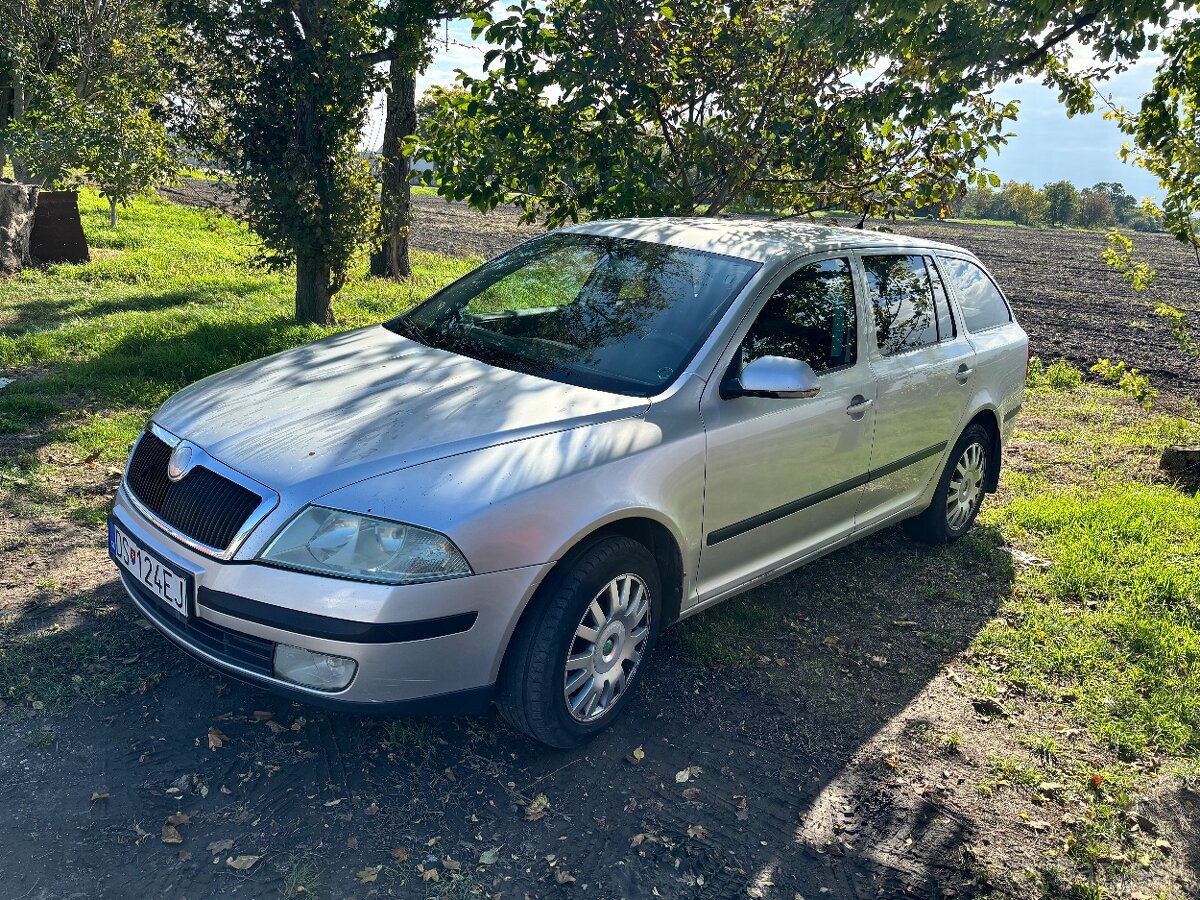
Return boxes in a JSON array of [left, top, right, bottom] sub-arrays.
[[0, 524, 1013, 899]]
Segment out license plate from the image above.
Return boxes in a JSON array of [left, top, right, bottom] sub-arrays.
[[109, 518, 194, 620]]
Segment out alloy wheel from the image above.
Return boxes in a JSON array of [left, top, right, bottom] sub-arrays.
[[563, 572, 652, 722], [945, 441, 986, 531]]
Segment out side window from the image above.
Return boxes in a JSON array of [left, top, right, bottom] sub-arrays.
[[941, 257, 1012, 332], [862, 255, 939, 356], [742, 258, 857, 374], [926, 257, 956, 340]]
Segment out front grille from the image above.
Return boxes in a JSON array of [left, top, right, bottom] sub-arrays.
[[126, 431, 262, 551], [123, 573, 275, 677]]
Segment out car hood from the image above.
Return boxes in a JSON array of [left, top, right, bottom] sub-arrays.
[[153, 326, 650, 494]]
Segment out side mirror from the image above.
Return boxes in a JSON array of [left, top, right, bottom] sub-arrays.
[[723, 355, 821, 400]]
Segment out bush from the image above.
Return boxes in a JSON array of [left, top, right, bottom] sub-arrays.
[[1090, 358, 1158, 409], [1045, 358, 1084, 389]]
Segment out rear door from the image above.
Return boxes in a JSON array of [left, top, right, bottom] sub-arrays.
[[855, 251, 976, 526], [938, 254, 1028, 437], [696, 254, 876, 604]]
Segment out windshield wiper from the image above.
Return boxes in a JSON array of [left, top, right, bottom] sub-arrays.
[[389, 316, 429, 346]]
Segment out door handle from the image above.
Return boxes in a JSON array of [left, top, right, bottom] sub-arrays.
[[846, 396, 873, 416], [956, 364, 974, 384]]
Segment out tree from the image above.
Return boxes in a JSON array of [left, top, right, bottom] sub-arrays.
[[1088, 181, 1136, 224], [994, 181, 1048, 225], [172, 1, 380, 324], [369, 3, 486, 281], [0, 0, 177, 220], [1078, 188, 1117, 229], [422, 0, 1019, 226], [953, 184, 996, 220], [368, 2, 437, 281], [1044, 180, 1080, 226], [1117, 19, 1200, 261]]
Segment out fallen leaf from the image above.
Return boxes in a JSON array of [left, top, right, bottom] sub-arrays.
[[420, 866, 440, 883], [219, 785, 232, 795], [554, 868, 576, 884], [346, 836, 358, 850], [1090, 772, 1105, 788], [290, 717, 305, 732], [323, 798, 343, 807], [821, 636, 839, 648], [525, 793, 550, 821], [161, 824, 184, 845], [675, 766, 702, 783], [1156, 838, 1173, 854], [253, 710, 273, 721], [630, 833, 651, 848], [207, 727, 226, 751], [365, 802, 379, 816], [687, 824, 708, 840], [442, 856, 462, 872], [178, 849, 192, 862], [479, 848, 500, 866], [265, 720, 288, 735], [355, 866, 380, 884], [167, 812, 191, 827], [735, 795, 749, 821], [226, 855, 261, 871], [1026, 819, 1051, 832], [134, 824, 151, 845], [971, 697, 1008, 719], [207, 839, 234, 853], [632, 746, 645, 761], [681, 787, 700, 800], [89, 791, 110, 802], [391, 847, 409, 862], [444, 767, 456, 782]]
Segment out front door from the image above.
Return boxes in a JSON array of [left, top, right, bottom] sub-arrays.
[[696, 255, 876, 604]]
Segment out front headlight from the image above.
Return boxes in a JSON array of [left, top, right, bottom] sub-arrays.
[[259, 506, 472, 584]]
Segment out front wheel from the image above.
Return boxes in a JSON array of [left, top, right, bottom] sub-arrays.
[[905, 423, 992, 545], [497, 536, 661, 748]]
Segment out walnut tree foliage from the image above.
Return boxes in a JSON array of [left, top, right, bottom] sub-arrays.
[[1118, 19, 1200, 257], [422, 0, 1198, 226], [421, 0, 1021, 224]]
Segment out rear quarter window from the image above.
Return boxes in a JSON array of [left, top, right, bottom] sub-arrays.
[[942, 257, 1012, 332]]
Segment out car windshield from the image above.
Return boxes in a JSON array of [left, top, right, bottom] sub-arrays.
[[386, 233, 761, 396]]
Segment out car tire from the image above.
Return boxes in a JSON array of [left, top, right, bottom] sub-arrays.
[[905, 423, 992, 546], [496, 535, 662, 748]]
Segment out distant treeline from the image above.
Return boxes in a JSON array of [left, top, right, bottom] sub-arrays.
[[944, 181, 1162, 231]]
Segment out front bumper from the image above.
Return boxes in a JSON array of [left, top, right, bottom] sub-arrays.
[[110, 486, 551, 710]]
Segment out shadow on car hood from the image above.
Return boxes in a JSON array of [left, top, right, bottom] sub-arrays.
[[153, 326, 650, 493]]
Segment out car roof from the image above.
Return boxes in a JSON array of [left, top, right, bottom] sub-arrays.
[[563, 216, 968, 263]]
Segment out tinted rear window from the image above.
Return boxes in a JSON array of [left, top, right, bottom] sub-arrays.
[[942, 258, 1012, 332]]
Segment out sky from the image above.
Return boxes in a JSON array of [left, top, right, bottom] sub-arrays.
[[374, 19, 1165, 200]]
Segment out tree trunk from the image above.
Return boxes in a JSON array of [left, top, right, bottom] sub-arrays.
[[109, 197, 118, 227], [10, 72, 27, 182], [0, 78, 10, 176], [295, 253, 335, 325], [370, 41, 419, 279]]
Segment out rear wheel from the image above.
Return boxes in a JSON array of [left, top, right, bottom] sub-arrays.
[[497, 535, 661, 748], [905, 423, 992, 545]]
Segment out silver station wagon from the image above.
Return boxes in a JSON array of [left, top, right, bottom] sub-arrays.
[[109, 218, 1027, 747]]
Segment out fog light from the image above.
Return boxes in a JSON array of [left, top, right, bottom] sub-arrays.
[[273, 644, 357, 691]]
